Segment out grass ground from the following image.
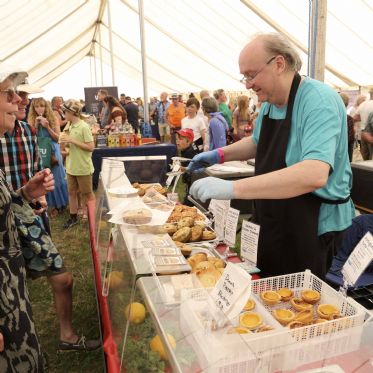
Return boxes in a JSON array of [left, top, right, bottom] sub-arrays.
[[27, 210, 104, 373]]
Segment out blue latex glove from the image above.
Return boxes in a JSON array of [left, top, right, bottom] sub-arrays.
[[190, 177, 234, 202], [187, 150, 221, 173]]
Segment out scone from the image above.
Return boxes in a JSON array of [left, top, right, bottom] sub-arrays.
[[202, 230, 216, 241], [173, 241, 192, 256], [122, 208, 152, 224], [190, 226, 203, 242], [177, 217, 194, 229], [207, 257, 225, 268], [172, 227, 191, 243], [162, 223, 178, 235]]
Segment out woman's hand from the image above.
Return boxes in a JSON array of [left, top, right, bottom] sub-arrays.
[[22, 169, 54, 201], [0, 332, 4, 351], [37, 116, 49, 128]]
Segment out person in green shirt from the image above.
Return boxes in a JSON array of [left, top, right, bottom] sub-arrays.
[[214, 88, 232, 128], [59, 99, 95, 229]]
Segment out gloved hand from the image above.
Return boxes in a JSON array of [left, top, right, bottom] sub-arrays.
[[190, 177, 234, 202], [187, 149, 223, 173]]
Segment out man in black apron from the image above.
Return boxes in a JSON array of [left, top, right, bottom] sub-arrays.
[[189, 33, 354, 279]]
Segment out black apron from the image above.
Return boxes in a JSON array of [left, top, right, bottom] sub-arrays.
[[253, 73, 349, 279]]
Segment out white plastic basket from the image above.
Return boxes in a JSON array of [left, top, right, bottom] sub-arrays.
[[179, 270, 366, 373]]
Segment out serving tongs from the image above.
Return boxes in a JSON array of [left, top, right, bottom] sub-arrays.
[[166, 160, 211, 177]]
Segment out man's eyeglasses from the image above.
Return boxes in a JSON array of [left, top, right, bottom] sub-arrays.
[[0, 88, 17, 103], [240, 56, 276, 85]]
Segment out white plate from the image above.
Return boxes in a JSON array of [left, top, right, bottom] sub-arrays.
[[107, 186, 138, 196]]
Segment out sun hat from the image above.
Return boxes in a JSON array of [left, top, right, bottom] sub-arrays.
[[62, 99, 83, 116], [0, 64, 28, 87]]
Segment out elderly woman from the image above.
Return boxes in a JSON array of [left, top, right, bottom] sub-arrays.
[[201, 97, 228, 150], [0, 66, 54, 372]]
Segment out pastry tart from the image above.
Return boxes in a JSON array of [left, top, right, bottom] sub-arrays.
[[276, 288, 293, 302], [317, 304, 340, 320], [260, 291, 281, 305], [243, 299, 256, 311], [273, 309, 295, 325], [255, 325, 274, 333], [227, 326, 252, 334], [290, 298, 313, 312], [239, 312, 263, 330], [288, 321, 305, 329], [301, 289, 321, 304], [294, 309, 313, 324]]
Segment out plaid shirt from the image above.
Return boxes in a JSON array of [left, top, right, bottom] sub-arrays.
[[0, 120, 40, 190]]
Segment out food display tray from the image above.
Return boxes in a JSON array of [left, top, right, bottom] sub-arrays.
[[179, 270, 366, 373]]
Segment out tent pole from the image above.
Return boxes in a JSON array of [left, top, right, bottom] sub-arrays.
[[93, 44, 98, 86], [107, 0, 115, 85], [98, 23, 104, 85], [89, 54, 93, 87], [138, 0, 149, 124], [309, 0, 327, 81]]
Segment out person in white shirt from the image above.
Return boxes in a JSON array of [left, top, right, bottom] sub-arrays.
[[181, 97, 206, 152]]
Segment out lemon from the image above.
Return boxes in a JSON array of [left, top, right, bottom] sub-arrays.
[[124, 302, 146, 324], [150, 334, 176, 361], [106, 271, 124, 290]]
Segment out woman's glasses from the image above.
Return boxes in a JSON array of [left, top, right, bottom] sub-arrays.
[[0, 88, 17, 103]]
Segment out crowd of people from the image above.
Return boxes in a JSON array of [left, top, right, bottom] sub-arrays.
[[1, 30, 373, 372]]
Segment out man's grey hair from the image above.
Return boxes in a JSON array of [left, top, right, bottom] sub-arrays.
[[202, 97, 218, 113], [254, 33, 302, 72]]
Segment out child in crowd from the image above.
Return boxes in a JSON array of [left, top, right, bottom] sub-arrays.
[[59, 99, 95, 229], [176, 128, 198, 204]]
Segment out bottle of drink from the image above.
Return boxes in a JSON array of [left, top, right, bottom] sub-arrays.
[[137, 131, 142, 146]]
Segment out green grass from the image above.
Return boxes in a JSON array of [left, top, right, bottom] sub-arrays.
[[27, 210, 104, 373]]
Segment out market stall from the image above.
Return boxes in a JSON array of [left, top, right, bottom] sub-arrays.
[[90, 157, 373, 373]]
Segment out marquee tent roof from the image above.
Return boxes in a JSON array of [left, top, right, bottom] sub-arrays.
[[1, 0, 373, 98]]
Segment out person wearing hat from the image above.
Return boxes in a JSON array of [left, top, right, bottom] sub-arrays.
[[166, 93, 185, 145], [0, 66, 50, 372], [59, 99, 95, 229], [176, 128, 198, 204]]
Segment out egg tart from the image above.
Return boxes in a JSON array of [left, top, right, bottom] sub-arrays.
[[288, 321, 305, 329], [239, 312, 263, 330], [290, 298, 313, 312], [317, 304, 340, 320], [273, 309, 295, 326], [314, 318, 328, 324], [260, 291, 281, 305], [294, 309, 313, 324], [227, 326, 252, 334], [301, 289, 321, 304], [243, 299, 256, 311], [276, 288, 294, 302], [255, 325, 274, 333]]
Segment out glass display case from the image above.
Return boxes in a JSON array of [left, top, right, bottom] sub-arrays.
[[92, 157, 373, 373]]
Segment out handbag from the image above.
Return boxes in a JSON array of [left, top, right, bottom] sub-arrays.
[[37, 136, 52, 169]]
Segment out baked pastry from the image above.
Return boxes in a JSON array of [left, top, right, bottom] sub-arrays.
[[255, 325, 274, 333], [190, 226, 203, 242], [290, 298, 313, 312], [172, 227, 191, 243], [202, 230, 216, 241], [317, 304, 340, 320], [194, 221, 206, 230], [207, 257, 225, 269], [288, 321, 305, 329], [122, 208, 152, 224], [260, 291, 281, 305], [195, 261, 215, 273], [162, 223, 178, 235], [187, 253, 208, 270], [197, 270, 221, 287], [273, 309, 295, 325], [227, 327, 251, 334], [294, 309, 313, 324], [177, 217, 194, 229], [243, 299, 256, 311], [239, 312, 263, 330], [276, 288, 293, 302], [173, 241, 192, 256], [301, 289, 321, 304]]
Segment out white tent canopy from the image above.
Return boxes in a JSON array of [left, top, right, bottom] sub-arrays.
[[1, 0, 373, 99]]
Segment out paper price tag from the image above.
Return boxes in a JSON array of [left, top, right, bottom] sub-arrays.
[[166, 163, 180, 187], [240, 220, 260, 265], [224, 208, 240, 246], [209, 262, 252, 319], [341, 232, 373, 286], [209, 199, 230, 216]]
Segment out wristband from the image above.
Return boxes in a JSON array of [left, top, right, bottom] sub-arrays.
[[217, 148, 225, 164]]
